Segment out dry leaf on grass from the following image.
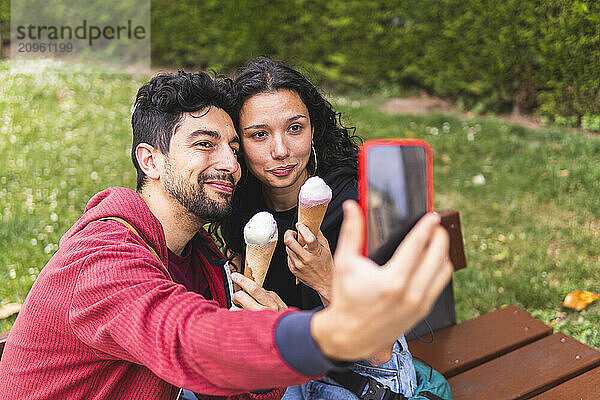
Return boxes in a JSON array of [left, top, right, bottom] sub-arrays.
[[563, 290, 600, 311], [0, 303, 22, 319]]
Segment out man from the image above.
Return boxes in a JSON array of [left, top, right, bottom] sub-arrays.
[[0, 71, 452, 399]]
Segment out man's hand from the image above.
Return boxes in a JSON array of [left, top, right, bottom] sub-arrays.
[[365, 347, 394, 366], [230, 273, 287, 312], [311, 200, 453, 362], [284, 225, 334, 304]]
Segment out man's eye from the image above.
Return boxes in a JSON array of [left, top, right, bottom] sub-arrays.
[[251, 131, 267, 138], [195, 141, 213, 148], [231, 147, 240, 156]]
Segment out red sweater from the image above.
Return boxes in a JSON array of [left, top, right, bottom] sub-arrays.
[[0, 188, 315, 399]]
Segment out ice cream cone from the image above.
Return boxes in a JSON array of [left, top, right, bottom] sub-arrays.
[[297, 203, 329, 246], [295, 204, 328, 285], [296, 176, 333, 285], [244, 240, 277, 287], [243, 211, 278, 287]]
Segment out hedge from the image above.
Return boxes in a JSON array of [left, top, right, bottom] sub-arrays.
[[1, 0, 599, 128]]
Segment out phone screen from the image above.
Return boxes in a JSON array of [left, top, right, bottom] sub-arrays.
[[360, 140, 433, 265]]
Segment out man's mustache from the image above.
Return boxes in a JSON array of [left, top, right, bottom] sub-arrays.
[[198, 173, 236, 188]]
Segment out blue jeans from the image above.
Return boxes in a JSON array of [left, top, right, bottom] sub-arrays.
[[180, 389, 195, 399], [282, 336, 417, 399]]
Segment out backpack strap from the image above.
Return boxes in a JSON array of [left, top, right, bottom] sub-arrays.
[[327, 369, 408, 400], [98, 216, 173, 281]]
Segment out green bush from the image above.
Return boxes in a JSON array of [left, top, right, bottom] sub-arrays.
[[582, 114, 600, 132], [149, 0, 396, 89], [150, 0, 600, 124], [538, 0, 600, 125], [2, 0, 599, 127]]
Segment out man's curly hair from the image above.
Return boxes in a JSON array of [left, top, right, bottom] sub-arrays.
[[131, 71, 235, 191]]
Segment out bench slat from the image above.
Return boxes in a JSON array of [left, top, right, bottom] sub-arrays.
[[448, 332, 600, 400], [438, 210, 466, 271], [408, 304, 552, 377], [529, 366, 600, 399]]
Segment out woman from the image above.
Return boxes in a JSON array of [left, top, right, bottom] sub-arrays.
[[219, 57, 359, 310], [213, 57, 448, 400]]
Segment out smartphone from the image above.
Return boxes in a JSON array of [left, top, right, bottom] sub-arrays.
[[358, 138, 465, 269], [358, 138, 433, 264]]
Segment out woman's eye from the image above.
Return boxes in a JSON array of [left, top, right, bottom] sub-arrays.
[[231, 147, 240, 156], [289, 124, 303, 133]]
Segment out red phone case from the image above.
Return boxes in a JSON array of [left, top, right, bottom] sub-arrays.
[[358, 138, 434, 257]]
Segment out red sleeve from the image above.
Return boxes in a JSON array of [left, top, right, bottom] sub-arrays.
[[194, 387, 285, 400], [68, 229, 308, 396]]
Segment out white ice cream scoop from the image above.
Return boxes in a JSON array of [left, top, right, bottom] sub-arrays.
[[243, 211, 278, 246], [299, 176, 333, 207]]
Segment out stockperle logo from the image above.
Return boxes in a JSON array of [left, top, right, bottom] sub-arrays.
[[11, 0, 150, 72]]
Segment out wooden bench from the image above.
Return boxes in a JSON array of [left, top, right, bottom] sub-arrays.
[[408, 305, 600, 399]]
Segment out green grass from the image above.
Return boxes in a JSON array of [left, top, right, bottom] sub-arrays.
[[1, 59, 599, 350], [0, 59, 144, 331]]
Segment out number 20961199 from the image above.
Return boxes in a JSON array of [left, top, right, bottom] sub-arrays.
[[18, 42, 73, 53]]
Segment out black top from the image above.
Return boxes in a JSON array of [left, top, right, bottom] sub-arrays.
[[247, 166, 358, 309]]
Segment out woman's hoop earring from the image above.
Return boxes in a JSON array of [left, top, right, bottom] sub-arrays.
[[311, 140, 318, 175]]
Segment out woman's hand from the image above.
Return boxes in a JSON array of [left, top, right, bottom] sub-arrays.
[[284, 223, 334, 304], [230, 272, 287, 311]]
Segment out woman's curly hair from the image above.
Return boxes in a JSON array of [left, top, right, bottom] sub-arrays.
[[209, 57, 361, 261]]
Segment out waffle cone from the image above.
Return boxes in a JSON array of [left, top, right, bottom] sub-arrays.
[[244, 240, 277, 287], [297, 203, 329, 246], [296, 202, 329, 284]]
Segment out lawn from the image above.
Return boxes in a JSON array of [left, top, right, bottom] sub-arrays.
[[1, 59, 599, 350]]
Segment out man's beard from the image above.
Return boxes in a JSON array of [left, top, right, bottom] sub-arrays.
[[163, 160, 234, 223]]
